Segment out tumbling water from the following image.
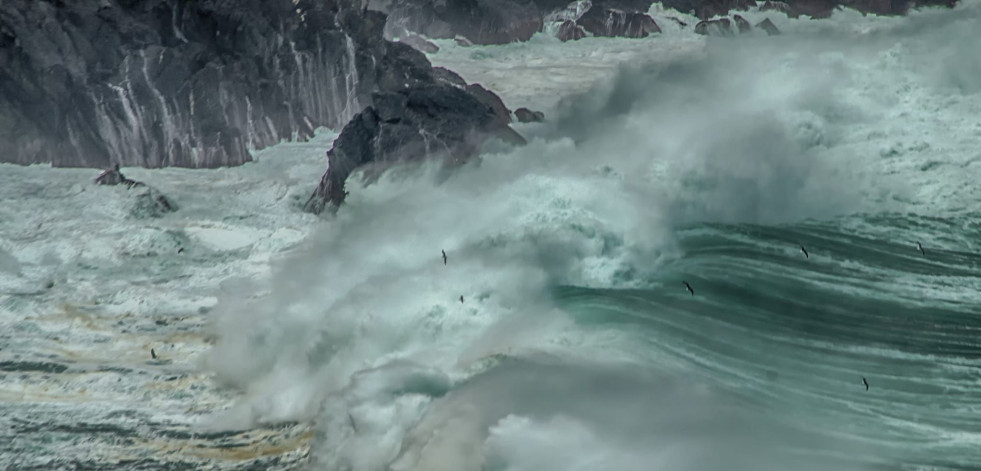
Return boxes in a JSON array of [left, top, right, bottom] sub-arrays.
[[203, 3, 981, 471]]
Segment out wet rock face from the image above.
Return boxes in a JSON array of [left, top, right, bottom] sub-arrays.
[[577, 5, 661, 38], [0, 0, 431, 169], [303, 83, 510, 213], [556, 19, 587, 41]]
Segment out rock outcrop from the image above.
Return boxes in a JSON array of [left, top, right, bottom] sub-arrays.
[[94, 165, 177, 218], [0, 0, 433, 168], [556, 19, 587, 41], [303, 84, 518, 213], [577, 5, 662, 38], [514, 108, 546, 122]]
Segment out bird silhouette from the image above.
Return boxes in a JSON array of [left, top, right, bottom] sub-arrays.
[[862, 377, 869, 391], [442, 250, 447, 265], [916, 241, 925, 256], [150, 348, 157, 360], [683, 281, 694, 296], [800, 244, 809, 259], [459, 295, 464, 303]]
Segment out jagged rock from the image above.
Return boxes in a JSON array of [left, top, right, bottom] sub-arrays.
[[94, 165, 177, 218], [515, 108, 546, 123], [432, 67, 468, 88], [760, 0, 796, 16], [695, 18, 734, 36], [397, 32, 440, 53], [556, 20, 587, 41], [303, 84, 519, 213], [755, 17, 781, 35], [467, 84, 513, 127], [454, 35, 475, 47], [94, 165, 128, 186], [578, 6, 661, 38], [0, 0, 437, 169], [131, 187, 178, 219], [733, 14, 752, 33]]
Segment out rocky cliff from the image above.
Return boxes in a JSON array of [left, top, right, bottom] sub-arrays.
[[0, 0, 434, 168], [375, 0, 958, 44]]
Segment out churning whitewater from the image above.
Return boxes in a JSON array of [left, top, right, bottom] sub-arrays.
[[2, 3, 980, 471], [204, 4, 981, 471]]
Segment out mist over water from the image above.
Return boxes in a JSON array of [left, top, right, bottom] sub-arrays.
[[204, 3, 981, 470]]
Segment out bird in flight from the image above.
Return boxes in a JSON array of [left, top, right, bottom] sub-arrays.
[[916, 241, 925, 256], [862, 377, 869, 391], [442, 249, 447, 265], [151, 348, 157, 360], [459, 295, 464, 303], [800, 244, 809, 259], [683, 281, 694, 296]]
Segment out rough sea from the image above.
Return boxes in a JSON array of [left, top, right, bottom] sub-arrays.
[[1, 3, 979, 470]]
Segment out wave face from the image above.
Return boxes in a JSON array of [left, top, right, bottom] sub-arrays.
[[204, 4, 981, 470]]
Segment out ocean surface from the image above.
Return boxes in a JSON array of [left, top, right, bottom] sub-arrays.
[[2, 3, 980, 470]]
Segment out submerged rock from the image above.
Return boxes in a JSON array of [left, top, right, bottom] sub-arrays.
[[304, 84, 520, 213], [94, 165, 177, 218]]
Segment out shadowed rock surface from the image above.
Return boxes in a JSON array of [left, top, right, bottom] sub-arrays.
[[515, 108, 546, 122], [0, 0, 434, 168], [556, 19, 587, 41], [303, 84, 519, 214], [94, 165, 177, 218], [577, 5, 662, 37]]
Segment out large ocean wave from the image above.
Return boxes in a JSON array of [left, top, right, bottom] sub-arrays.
[[202, 3, 981, 470]]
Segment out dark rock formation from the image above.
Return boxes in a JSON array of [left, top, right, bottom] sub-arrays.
[[303, 84, 517, 213], [695, 18, 734, 36], [432, 67, 468, 88], [665, 0, 954, 19], [466, 83, 513, 128], [733, 14, 752, 33], [94, 165, 177, 218], [556, 20, 587, 41], [515, 108, 546, 123], [577, 6, 662, 38], [0, 0, 438, 169], [755, 17, 781, 35]]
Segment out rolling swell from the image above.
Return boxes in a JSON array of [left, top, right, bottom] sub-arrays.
[[555, 213, 981, 469]]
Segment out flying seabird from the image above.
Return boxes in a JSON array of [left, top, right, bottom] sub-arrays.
[[916, 241, 925, 256], [177, 247, 184, 254], [683, 281, 694, 296], [442, 249, 447, 265], [800, 244, 809, 259], [862, 377, 869, 391], [150, 348, 157, 360], [459, 295, 464, 303]]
